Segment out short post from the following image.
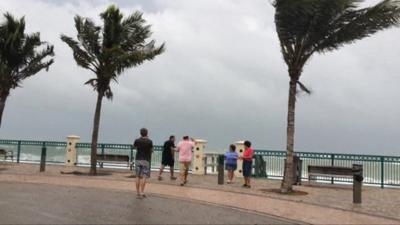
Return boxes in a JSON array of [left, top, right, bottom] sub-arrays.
[[217, 154, 224, 185], [39, 142, 47, 172], [17, 141, 21, 163], [353, 164, 363, 204]]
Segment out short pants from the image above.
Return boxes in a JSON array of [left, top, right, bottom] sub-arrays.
[[161, 153, 175, 167], [135, 160, 150, 178], [242, 160, 253, 177], [225, 163, 237, 171]]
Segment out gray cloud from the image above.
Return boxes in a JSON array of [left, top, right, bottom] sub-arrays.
[[0, 0, 399, 155]]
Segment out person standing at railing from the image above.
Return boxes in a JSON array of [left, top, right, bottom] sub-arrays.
[[240, 140, 253, 188], [133, 128, 153, 199], [176, 136, 195, 186], [158, 135, 177, 181], [225, 144, 238, 184]]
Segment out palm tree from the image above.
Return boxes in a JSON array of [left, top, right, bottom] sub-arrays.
[[61, 5, 165, 175], [0, 13, 54, 127], [274, 0, 400, 193]]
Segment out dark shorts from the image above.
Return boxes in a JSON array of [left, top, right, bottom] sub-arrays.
[[242, 160, 252, 177], [225, 164, 237, 171], [161, 152, 175, 167], [162, 158, 175, 167]]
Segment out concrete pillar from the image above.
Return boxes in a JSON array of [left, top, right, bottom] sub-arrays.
[[65, 135, 80, 166], [192, 139, 207, 175], [234, 141, 245, 178]]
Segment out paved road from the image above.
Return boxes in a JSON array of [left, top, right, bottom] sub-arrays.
[[0, 182, 294, 224]]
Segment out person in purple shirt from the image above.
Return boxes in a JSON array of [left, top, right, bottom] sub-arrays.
[[225, 144, 239, 184]]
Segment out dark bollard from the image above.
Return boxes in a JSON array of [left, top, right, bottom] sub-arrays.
[[17, 141, 21, 163], [352, 164, 363, 204], [40, 142, 47, 172], [217, 154, 224, 185]]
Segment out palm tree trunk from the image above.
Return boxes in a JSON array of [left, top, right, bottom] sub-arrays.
[[281, 78, 297, 193], [89, 92, 104, 175], [0, 94, 8, 128]]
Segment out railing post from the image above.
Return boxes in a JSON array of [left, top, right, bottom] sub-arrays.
[[217, 154, 224, 185], [17, 141, 21, 163], [331, 154, 335, 184], [380, 156, 385, 189], [39, 142, 47, 172], [101, 144, 105, 155], [129, 145, 134, 171], [204, 156, 208, 175], [212, 156, 215, 173], [130, 145, 133, 161]]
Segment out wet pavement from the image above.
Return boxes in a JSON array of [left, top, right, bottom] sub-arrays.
[[0, 182, 294, 224], [1, 163, 400, 224]]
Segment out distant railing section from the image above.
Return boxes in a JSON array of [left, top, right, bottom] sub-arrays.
[[255, 150, 400, 187], [203, 152, 220, 174], [1, 139, 399, 188]]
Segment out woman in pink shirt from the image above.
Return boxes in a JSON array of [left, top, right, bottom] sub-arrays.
[[176, 136, 195, 186]]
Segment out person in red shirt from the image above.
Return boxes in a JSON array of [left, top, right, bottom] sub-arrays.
[[240, 140, 253, 188]]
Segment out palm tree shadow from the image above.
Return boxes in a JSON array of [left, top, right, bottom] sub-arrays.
[[60, 171, 112, 176]]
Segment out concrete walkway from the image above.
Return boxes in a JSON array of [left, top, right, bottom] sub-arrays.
[[1, 163, 400, 224], [1, 182, 293, 224]]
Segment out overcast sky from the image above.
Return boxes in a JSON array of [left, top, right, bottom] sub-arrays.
[[0, 0, 399, 155]]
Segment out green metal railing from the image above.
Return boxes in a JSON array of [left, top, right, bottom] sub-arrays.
[[255, 150, 400, 187], [74, 142, 181, 170], [0, 139, 67, 164], [1, 139, 399, 188], [0, 139, 181, 170]]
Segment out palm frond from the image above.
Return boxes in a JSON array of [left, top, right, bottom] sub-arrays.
[[296, 81, 311, 94], [101, 5, 124, 48], [17, 44, 54, 81], [274, 0, 400, 79], [0, 12, 54, 91], [121, 11, 152, 51], [84, 78, 98, 89], [60, 34, 98, 73], [316, 0, 400, 52], [61, 5, 165, 99], [75, 16, 102, 58]]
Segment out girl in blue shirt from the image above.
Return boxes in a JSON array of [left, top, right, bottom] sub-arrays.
[[225, 144, 239, 184]]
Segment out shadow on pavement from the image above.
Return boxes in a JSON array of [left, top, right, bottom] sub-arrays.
[[60, 171, 112, 176]]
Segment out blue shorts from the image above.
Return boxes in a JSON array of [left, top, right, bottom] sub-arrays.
[[242, 160, 252, 177], [225, 164, 237, 171]]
